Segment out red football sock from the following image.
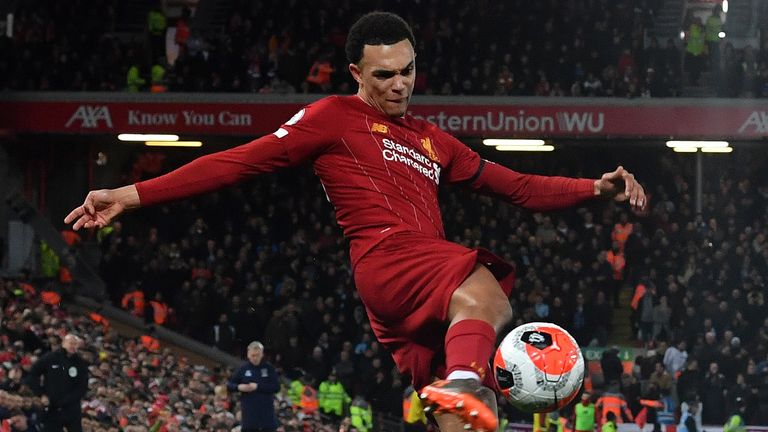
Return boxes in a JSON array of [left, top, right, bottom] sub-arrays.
[[445, 319, 496, 382]]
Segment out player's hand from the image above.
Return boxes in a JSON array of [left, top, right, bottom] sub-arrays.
[[64, 190, 123, 230], [594, 166, 648, 215], [64, 185, 139, 230]]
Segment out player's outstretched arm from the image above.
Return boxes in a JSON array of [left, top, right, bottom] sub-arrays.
[[64, 185, 140, 231], [467, 159, 647, 214], [594, 166, 647, 214]]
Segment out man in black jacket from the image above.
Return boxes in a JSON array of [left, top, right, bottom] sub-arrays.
[[227, 341, 280, 432], [26, 334, 88, 432]]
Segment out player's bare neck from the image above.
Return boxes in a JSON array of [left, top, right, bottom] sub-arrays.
[[356, 91, 404, 119], [356, 92, 385, 115]]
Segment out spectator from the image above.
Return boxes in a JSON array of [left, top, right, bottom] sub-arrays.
[[685, 17, 706, 85], [317, 371, 350, 422], [583, 72, 603, 96], [679, 398, 700, 432], [533, 294, 549, 320], [150, 57, 168, 93], [652, 295, 673, 341], [638, 283, 656, 341], [600, 347, 623, 386], [705, 5, 723, 68], [211, 313, 236, 354], [572, 392, 596, 432], [590, 291, 613, 346], [349, 394, 373, 432], [174, 7, 192, 58], [601, 411, 617, 432], [26, 333, 88, 432], [147, 0, 167, 60], [596, 385, 633, 425], [723, 397, 747, 432], [649, 361, 674, 394], [305, 347, 329, 384], [126, 63, 147, 93], [227, 341, 280, 432], [663, 339, 688, 376], [701, 361, 728, 424], [305, 54, 335, 93]]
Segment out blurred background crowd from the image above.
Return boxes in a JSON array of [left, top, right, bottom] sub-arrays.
[[2, 0, 767, 97], [3, 146, 768, 430]]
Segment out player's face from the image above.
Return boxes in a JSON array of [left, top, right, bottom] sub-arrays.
[[350, 39, 415, 117]]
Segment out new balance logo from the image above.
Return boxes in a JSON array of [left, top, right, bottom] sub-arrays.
[[371, 123, 388, 134], [65, 105, 113, 129]]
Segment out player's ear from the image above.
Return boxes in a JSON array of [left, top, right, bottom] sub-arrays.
[[349, 63, 363, 84]]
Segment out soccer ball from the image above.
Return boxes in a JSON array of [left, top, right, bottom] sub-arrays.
[[493, 322, 584, 413]]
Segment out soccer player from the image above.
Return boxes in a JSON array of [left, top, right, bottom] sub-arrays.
[[65, 12, 646, 431]]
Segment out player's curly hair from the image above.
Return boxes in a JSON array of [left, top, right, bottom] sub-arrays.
[[345, 12, 416, 64]]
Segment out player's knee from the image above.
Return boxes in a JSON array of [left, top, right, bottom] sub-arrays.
[[449, 266, 512, 330], [491, 298, 513, 333]]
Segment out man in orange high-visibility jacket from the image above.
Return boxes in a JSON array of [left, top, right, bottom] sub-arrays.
[[121, 288, 145, 316], [20, 282, 36, 297], [40, 290, 61, 306], [148, 293, 169, 325], [140, 334, 160, 352], [611, 213, 633, 251], [306, 56, 335, 92], [301, 384, 319, 415], [89, 311, 110, 330], [596, 390, 634, 426]]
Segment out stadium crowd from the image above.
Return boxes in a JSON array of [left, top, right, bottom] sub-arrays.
[[5, 147, 767, 430], [1, 275, 374, 431], [3, 0, 767, 97]]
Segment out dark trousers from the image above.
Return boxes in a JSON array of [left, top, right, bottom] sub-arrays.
[[42, 409, 82, 432], [242, 428, 277, 432]]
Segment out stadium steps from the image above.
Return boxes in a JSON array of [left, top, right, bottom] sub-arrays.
[[648, 0, 685, 42], [71, 294, 242, 368], [4, 188, 242, 370], [115, 0, 158, 33], [683, 71, 717, 97], [722, 0, 757, 39], [193, 0, 234, 32], [67, 300, 227, 368], [608, 285, 636, 346]]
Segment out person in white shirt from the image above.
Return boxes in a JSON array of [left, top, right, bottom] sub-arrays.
[[663, 339, 688, 376]]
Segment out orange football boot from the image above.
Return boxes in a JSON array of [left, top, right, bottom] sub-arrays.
[[419, 379, 498, 431]]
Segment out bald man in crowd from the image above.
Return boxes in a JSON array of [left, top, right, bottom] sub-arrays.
[[26, 333, 89, 432]]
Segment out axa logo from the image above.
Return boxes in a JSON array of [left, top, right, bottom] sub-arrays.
[[65, 105, 113, 129], [420, 137, 440, 162], [738, 111, 768, 133]]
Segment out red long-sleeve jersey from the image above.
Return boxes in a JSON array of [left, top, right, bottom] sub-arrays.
[[136, 95, 596, 265]]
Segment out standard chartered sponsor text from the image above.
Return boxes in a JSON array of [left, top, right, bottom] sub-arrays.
[[409, 110, 604, 133], [382, 138, 441, 185]]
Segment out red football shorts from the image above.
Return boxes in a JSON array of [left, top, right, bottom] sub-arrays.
[[353, 231, 515, 390]]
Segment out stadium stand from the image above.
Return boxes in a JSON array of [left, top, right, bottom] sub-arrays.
[[6, 146, 764, 428], [2, 0, 766, 97]]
